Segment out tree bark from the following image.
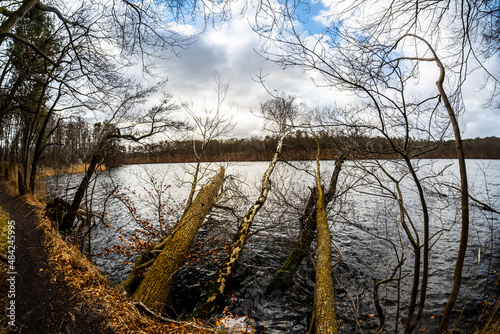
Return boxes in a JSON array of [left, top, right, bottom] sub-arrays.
[[118, 236, 169, 295], [434, 46, 469, 334], [17, 169, 28, 195], [60, 152, 101, 231], [0, 0, 40, 46], [28, 107, 54, 193], [313, 160, 338, 334], [133, 167, 225, 313], [267, 153, 347, 294], [191, 134, 285, 318]]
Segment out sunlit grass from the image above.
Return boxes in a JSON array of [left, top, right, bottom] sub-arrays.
[[38, 163, 106, 178], [0, 205, 9, 254]]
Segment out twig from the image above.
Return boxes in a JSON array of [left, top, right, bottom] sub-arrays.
[[133, 302, 218, 332]]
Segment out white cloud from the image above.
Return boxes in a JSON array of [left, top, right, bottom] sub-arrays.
[[136, 0, 499, 140]]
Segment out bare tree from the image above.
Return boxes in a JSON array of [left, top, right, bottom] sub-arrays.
[[252, 1, 488, 331], [1, 0, 236, 197], [61, 86, 182, 231], [191, 95, 296, 318], [181, 73, 235, 211]]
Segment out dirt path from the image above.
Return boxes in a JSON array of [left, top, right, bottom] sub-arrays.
[[0, 177, 113, 334]]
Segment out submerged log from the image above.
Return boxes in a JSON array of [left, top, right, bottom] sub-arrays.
[[266, 153, 347, 294], [133, 167, 225, 313], [191, 134, 285, 319]]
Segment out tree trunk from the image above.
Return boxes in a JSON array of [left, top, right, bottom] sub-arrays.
[[267, 153, 347, 294], [133, 167, 225, 314], [313, 160, 338, 334], [60, 152, 101, 231], [403, 158, 430, 334], [184, 159, 201, 213], [191, 135, 285, 318], [0, 0, 41, 46], [118, 236, 169, 295], [435, 50, 469, 334], [17, 169, 28, 195], [29, 108, 54, 193]]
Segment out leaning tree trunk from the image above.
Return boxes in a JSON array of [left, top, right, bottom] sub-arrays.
[[0, 0, 41, 46], [313, 160, 338, 334], [59, 152, 101, 231], [191, 134, 285, 319], [267, 153, 347, 294], [133, 167, 225, 314], [435, 46, 469, 334], [118, 236, 169, 295]]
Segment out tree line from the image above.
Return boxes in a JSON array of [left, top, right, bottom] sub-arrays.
[[122, 134, 500, 165]]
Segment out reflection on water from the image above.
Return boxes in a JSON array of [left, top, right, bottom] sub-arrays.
[[46, 159, 500, 333]]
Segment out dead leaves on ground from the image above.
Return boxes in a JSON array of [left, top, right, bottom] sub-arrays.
[[38, 210, 215, 333]]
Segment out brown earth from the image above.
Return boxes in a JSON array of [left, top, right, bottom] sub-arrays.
[[0, 176, 215, 334], [0, 177, 114, 334]]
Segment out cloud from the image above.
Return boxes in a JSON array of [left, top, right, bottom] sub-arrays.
[[153, 6, 341, 138], [137, 0, 499, 140]]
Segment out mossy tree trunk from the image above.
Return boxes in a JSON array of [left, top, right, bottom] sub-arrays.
[[133, 167, 225, 313], [313, 159, 338, 334], [191, 134, 285, 318], [0, 0, 41, 46], [267, 152, 347, 294], [117, 236, 169, 295]]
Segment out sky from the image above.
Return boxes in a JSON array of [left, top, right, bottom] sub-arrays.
[[135, 0, 500, 140]]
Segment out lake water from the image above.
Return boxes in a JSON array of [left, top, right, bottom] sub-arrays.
[[47, 159, 500, 333]]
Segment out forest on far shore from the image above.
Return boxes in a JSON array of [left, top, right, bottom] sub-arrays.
[[120, 135, 500, 166]]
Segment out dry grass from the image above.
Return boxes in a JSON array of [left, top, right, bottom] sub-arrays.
[[0, 206, 9, 254], [0, 162, 46, 203], [477, 296, 500, 334], [34, 202, 218, 333], [0, 177, 216, 333], [38, 163, 106, 178]]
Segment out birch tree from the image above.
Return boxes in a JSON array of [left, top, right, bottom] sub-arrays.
[[191, 95, 296, 318]]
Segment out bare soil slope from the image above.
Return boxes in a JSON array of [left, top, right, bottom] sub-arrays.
[[0, 178, 113, 334]]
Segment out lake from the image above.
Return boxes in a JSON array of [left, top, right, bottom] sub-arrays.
[[46, 159, 500, 333]]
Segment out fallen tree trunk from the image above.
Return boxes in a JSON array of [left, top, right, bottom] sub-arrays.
[[267, 153, 347, 294], [133, 167, 225, 313], [312, 159, 338, 334], [117, 236, 169, 295], [191, 134, 285, 319]]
